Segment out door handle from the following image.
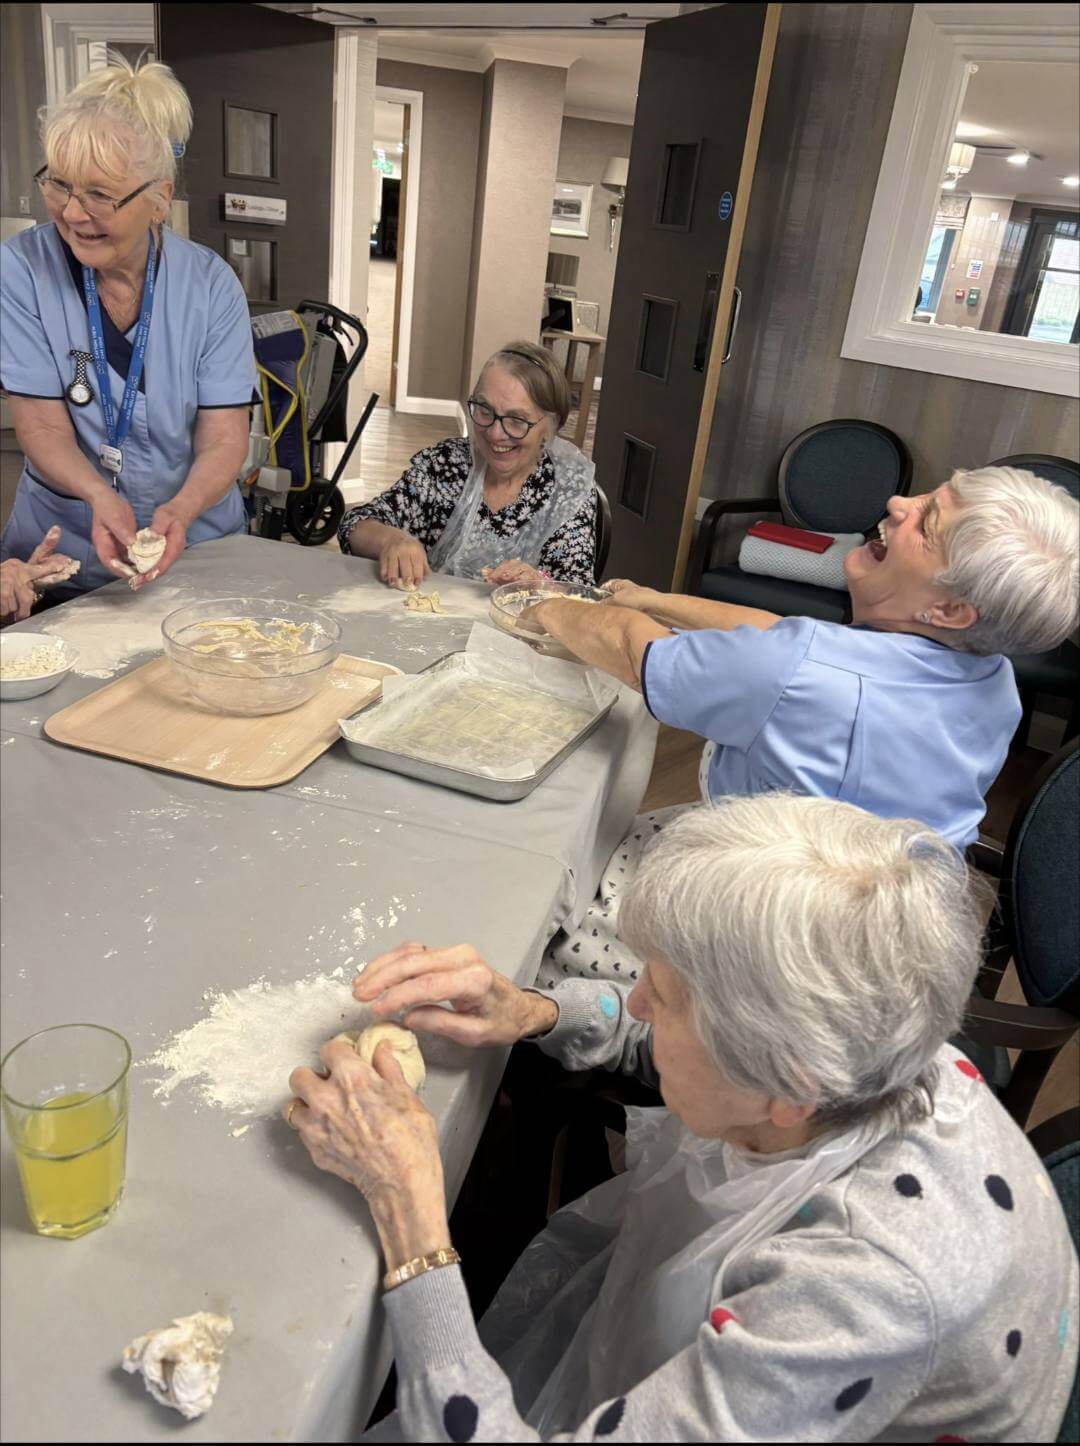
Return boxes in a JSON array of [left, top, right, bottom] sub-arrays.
[[721, 286, 742, 365]]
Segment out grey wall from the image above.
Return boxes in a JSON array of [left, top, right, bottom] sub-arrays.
[[1, 2, 49, 223], [703, 2, 1079, 506], [376, 58, 484, 402], [552, 116, 634, 371]]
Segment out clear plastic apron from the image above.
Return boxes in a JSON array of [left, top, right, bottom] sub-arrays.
[[515, 1104, 889, 1435], [426, 433, 596, 578]]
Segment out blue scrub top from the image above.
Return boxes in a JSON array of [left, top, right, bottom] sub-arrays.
[[641, 617, 1022, 849], [0, 222, 256, 590]]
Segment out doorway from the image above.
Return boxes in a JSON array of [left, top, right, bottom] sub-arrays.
[[367, 95, 405, 408]]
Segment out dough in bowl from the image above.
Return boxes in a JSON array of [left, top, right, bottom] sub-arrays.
[[335, 1022, 426, 1091]]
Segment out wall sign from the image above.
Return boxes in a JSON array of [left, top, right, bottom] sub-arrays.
[[966, 259, 983, 280], [224, 193, 287, 226], [718, 191, 734, 221]]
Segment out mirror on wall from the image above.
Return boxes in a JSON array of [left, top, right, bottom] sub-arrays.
[[909, 61, 1079, 347]]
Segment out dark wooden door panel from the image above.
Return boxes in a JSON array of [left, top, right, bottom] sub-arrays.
[[157, 3, 333, 314], [595, 3, 777, 588]]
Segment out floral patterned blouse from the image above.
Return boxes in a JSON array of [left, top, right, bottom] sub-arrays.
[[337, 436, 596, 584]]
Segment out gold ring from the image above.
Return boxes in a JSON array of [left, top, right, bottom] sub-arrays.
[[287, 1098, 301, 1128]]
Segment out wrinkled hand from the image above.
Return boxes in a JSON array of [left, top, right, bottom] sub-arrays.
[[353, 942, 558, 1047], [90, 488, 137, 580], [1, 529, 77, 620], [287, 1037, 443, 1206], [482, 559, 547, 588], [603, 578, 662, 613], [379, 531, 428, 591], [136, 504, 187, 589]]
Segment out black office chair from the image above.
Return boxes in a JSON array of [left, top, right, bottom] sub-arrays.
[[687, 419, 912, 620], [594, 483, 612, 582], [961, 738, 1080, 1127], [991, 455, 1080, 746]]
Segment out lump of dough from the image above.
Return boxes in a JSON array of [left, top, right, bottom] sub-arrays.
[[129, 529, 167, 574], [334, 1022, 426, 1091], [121, 1311, 233, 1420], [402, 590, 446, 615]]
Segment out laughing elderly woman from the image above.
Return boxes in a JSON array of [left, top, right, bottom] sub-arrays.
[[286, 795, 1078, 1442], [338, 340, 598, 588], [531, 464, 1079, 986]]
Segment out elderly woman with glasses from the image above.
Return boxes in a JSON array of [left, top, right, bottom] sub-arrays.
[[286, 795, 1078, 1443], [338, 340, 598, 589], [0, 58, 255, 594]]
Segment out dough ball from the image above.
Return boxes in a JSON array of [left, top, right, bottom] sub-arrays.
[[334, 1023, 426, 1091]]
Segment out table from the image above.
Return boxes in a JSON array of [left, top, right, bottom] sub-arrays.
[[0, 537, 656, 1443], [541, 328, 605, 449]]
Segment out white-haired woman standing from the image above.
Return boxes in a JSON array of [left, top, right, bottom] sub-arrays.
[[530, 464, 1079, 985], [286, 795, 1078, 1442], [339, 340, 598, 588], [0, 57, 255, 594]]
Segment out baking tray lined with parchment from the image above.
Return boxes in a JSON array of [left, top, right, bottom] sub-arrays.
[[337, 636, 618, 802]]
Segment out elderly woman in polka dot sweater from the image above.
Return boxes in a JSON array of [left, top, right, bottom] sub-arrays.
[[286, 795, 1078, 1443]]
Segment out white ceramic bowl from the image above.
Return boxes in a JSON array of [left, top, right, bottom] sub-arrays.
[[0, 632, 79, 701]]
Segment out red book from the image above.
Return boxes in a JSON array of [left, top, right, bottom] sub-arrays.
[[747, 520, 833, 554]]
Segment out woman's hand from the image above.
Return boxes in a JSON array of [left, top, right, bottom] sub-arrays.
[[481, 559, 547, 589], [287, 1038, 450, 1267], [0, 528, 78, 620], [138, 503, 188, 588], [353, 942, 559, 1047], [603, 578, 663, 613], [89, 488, 137, 579], [379, 531, 429, 590]]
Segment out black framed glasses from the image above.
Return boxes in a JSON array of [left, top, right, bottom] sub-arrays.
[[34, 166, 158, 221], [467, 396, 543, 441]]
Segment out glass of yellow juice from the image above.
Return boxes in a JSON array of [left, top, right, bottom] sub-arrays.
[[1, 1024, 130, 1240]]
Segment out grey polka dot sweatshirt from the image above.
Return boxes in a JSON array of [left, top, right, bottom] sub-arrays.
[[366, 980, 1079, 1443]]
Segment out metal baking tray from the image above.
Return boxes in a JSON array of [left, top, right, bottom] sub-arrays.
[[338, 651, 616, 802]]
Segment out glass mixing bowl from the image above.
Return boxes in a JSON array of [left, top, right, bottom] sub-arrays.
[[162, 598, 341, 716], [489, 580, 606, 653]]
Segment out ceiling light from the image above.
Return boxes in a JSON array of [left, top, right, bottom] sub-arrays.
[[1006, 150, 1030, 166], [1064, 176, 1080, 188], [941, 178, 957, 191]]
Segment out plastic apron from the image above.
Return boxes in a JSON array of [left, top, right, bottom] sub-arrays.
[[0, 224, 249, 592], [481, 1104, 889, 1436], [426, 433, 596, 578]]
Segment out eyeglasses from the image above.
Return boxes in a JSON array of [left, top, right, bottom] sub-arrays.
[[467, 396, 543, 442], [34, 167, 158, 221]]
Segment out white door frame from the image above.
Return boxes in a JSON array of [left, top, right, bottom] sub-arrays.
[[375, 84, 430, 415], [40, 3, 155, 106]]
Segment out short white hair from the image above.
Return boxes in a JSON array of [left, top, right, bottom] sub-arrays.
[[936, 466, 1079, 656], [619, 795, 984, 1127]]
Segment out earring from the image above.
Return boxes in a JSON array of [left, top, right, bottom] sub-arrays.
[[917, 611, 932, 624]]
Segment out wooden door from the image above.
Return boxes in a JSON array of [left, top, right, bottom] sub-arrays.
[[156, 2, 334, 314], [594, 3, 780, 589]]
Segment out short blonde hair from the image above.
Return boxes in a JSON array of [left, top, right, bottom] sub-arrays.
[[41, 54, 192, 191], [937, 466, 1079, 656], [478, 340, 571, 436]]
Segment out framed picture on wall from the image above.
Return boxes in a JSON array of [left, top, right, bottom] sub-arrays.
[[551, 182, 593, 238]]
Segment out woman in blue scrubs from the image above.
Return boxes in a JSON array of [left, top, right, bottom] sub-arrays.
[[0, 58, 255, 594]]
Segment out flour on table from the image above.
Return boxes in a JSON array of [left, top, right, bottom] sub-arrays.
[[312, 576, 493, 623], [42, 586, 185, 678], [122, 1311, 233, 1420], [142, 967, 372, 1121]]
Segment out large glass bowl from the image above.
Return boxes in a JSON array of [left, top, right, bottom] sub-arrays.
[[489, 580, 606, 655], [161, 598, 341, 716]]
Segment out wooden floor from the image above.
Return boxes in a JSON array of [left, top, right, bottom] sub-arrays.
[[641, 723, 1078, 1130]]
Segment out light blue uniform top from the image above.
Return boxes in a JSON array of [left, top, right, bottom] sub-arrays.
[[0, 222, 255, 591], [641, 617, 1022, 848]]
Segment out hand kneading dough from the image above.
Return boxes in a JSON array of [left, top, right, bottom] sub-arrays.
[[335, 1022, 426, 1090]]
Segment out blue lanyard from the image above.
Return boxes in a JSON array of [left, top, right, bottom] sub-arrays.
[[83, 231, 157, 470]]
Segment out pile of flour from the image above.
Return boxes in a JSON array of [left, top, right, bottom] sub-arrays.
[[142, 967, 372, 1121], [310, 577, 492, 625], [42, 586, 187, 678]]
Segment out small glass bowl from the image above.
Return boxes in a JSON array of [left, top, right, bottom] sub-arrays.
[[162, 598, 341, 716], [489, 580, 606, 649]]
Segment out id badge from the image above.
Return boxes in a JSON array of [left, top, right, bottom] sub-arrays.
[[99, 444, 123, 477]]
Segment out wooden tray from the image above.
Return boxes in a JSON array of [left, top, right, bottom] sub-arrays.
[[43, 654, 395, 789]]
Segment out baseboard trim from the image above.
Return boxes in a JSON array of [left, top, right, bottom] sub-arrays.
[[394, 394, 463, 422]]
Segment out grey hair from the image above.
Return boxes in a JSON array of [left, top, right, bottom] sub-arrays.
[[936, 466, 1079, 656], [619, 795, 986, 1129]]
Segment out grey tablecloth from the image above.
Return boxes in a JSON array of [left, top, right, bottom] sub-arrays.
[[0, 536, 657, 1443]]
